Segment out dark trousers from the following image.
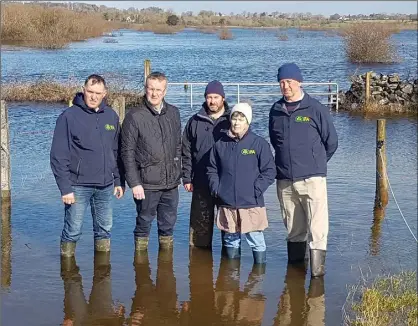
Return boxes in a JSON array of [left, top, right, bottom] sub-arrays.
[[189, 186, 216, 247], [134, 187, 179, 238]]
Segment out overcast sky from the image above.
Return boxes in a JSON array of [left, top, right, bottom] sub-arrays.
[[74, 1, 417, 15]]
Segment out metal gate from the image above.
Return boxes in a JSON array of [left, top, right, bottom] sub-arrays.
[[165, 82, 339, 111]]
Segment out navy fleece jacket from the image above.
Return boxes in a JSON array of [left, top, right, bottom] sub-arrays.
[[207, 130, 276, 209], [50, 93, 124, 195]]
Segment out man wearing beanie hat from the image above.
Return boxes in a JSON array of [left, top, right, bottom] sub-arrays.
[[182, 80, 230, 248], [207, 103, 276, 265], [269, 63, 338, 278]]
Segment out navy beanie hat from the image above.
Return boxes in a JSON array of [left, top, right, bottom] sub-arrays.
[[204, 80, 225, 98], [277, 63, 303, 82]]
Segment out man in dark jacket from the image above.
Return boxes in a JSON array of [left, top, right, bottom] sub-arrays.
[[182, 80, 230, 248], [50, 75, 125, 257], [121, 72, 181, 252], [269, 63, 338, 278]]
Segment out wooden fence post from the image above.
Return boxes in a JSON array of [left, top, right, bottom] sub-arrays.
[[144, 59, 151, 86], [112, 96, 126, 123], [375, 119, 388, 208], [1, 198, 12, 288], [365, 71, 371, 104], [1, 100, 11, 200]]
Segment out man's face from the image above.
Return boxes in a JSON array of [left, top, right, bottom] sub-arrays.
[[146, 78, 167, 107], [82, 81, 107, 109], [205, 94, 224, 114], [279, 79, 301, 101]]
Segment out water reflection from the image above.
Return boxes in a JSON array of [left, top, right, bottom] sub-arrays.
[[180, 247, 216, 325], [1, 198, 12, 289], [274, 264, 325, 326], [214, 257, 266, 325], [370, 206, 386, 256], [128, 249, 179, 326], [60, 252, 125, 326]]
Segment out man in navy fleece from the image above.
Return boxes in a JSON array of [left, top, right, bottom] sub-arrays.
[[269, 63, 338, 278], [50, 75, 125, 257]]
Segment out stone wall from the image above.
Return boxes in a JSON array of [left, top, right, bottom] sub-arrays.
[[338, 73, 418, 112]]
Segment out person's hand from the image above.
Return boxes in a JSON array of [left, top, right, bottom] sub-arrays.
[[184, 183, 193, 192], [132, 185, 145, 200], [114, 186, 125, 199], [62, 193, 75, 205]]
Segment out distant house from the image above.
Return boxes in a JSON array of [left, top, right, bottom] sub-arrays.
[[126, 16, 134, 23]]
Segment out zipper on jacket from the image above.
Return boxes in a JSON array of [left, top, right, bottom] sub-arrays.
[[233, 141, 238, 207], [96, 113, 106, 185], [157, 115, 169, 187]]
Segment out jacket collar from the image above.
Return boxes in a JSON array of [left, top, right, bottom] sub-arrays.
[[143, 96, 167, 116], [197, 102, 230, 122], [273, 92, 312, 113]]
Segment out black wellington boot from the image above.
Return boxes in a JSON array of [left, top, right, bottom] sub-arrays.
[[287, 241, 307, 264]]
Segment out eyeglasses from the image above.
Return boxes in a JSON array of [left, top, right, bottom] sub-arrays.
[[146, 87, 165, 94]]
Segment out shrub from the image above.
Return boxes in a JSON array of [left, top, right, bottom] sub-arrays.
[[340, 22, 399, 63], [277, 32, 289, 41], [0, 3, 122, 49], [166, 14, 179, 26], [219, 28, 233, 40]]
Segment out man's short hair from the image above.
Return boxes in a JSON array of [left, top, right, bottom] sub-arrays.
[[146, 71, 167, 84], [84, 74, 107, 88]]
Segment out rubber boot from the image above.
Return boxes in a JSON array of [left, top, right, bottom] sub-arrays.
[[134, 237, 149, 252], [159, 235, 174, 250], [310, 249, 326, 278], [60, 241, 76, 257], [252, 250, 267, 265], [287, 241, 307, 264], [224, 246, 241, 259], [94, 238, 110, 252]]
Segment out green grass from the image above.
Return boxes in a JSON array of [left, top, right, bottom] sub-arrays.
[[344, 271, 418, 326]]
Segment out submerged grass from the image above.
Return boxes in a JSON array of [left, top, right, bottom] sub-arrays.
[[344, 271, 418, 326], [1, 81, 144, 108], [360, 100, 417, 117]]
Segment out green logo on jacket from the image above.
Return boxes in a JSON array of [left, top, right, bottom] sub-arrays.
[[241, 149, 256, 155], [105, 124, 115, 131], [295, 116, 310, 123]]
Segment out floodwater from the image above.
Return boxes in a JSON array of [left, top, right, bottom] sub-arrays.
[[1, 28, 417, 326]]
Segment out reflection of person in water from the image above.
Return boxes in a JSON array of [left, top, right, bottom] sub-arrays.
[[214, 257, 267, 326], [179, 247, 222, 325], [127, 248, 180, 326], [60, 252, 125, 326], [273, 264, 325, 326]]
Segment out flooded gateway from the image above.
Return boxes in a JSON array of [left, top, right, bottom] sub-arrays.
[[1, 27, 418, 326]]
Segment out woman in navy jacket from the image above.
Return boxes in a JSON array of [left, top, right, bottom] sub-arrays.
[[207, 103, 276, 264]]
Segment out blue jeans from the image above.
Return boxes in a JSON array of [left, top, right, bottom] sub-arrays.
[[223, 231, 266, 252], [62, 185, 113, 242]]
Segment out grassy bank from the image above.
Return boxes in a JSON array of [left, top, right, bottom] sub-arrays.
[[344, 271, 418, 326], [0, 3, 124, 49], [1, 81, 144, 108]]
